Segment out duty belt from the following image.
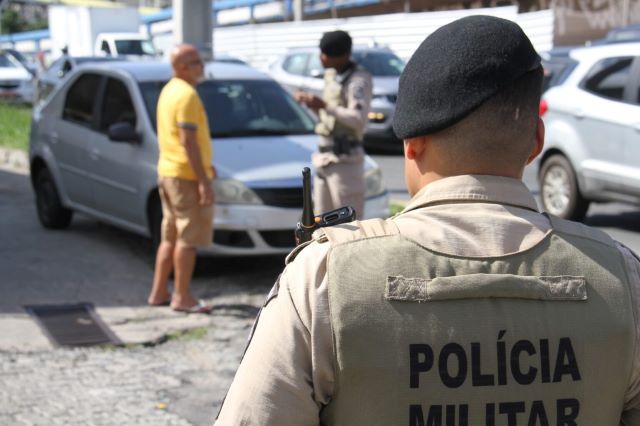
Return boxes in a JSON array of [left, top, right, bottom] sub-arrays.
[[318, 142, 361, 154]]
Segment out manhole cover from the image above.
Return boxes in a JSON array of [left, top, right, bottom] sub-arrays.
[[23, 303, 122, 347]]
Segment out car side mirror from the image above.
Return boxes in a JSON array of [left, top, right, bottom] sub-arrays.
[[309, 69, 324, 78], [108, 122, 140, 143]]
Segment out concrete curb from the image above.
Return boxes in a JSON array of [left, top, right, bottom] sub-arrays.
[[0, 147, 28, 172]]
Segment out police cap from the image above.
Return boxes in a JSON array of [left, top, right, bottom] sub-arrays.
[[392, 15, 541, 140], [320, 30, 352, 57]]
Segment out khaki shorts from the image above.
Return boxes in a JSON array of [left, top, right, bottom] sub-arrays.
[[158, 177, 214, 248]]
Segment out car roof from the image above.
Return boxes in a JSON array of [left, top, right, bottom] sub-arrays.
[[76, 60, 272, 82], [570, 42, 640, 61], [285, 45, 393, 53]]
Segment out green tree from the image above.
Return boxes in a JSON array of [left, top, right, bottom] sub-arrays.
[[1, 8, 27, 34], [1, 7, 47, 34]]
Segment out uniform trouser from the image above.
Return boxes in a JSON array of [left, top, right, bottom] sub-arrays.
[[311, 148, 365, 220]]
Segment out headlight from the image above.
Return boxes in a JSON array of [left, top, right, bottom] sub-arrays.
[[365, 168, 386, 199], [213, 179, 262, 205]]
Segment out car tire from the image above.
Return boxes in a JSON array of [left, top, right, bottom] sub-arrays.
[[539, 154, 590, 221], [34, 167, 73, 229]]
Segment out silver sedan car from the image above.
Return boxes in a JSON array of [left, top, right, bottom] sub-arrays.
[[29, 61, 389, 255]]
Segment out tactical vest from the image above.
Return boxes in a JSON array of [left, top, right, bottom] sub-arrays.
[[315, 216, 635, 426], [315, 66, 362, 142]]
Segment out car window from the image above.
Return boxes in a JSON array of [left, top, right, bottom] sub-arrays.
[[0, 53, 18, 68], [283, 53, 308, 76], [582, 57, 633, 102], [63, 73, 102, 127], [100, 78, 136, 132], [138, 79, 315, 137], [115, 40, 155, 56], [307, 54, 323, 77], [352, 51, 405, 77], [541, 58, 578, 93]]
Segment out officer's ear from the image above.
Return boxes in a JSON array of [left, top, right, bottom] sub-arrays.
[[525, 117, 545, 165], [404, 136, 427, 160]]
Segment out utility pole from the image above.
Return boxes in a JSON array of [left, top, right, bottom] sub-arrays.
[[622, 0, 630, 26], [173, 0, 213, 61], [293, 0, 303, 21]]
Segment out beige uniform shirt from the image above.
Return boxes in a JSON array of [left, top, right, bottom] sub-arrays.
[[317, 65, 372, 151], [215, 175, 640, 426]]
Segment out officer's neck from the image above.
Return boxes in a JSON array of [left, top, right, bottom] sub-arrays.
[[335, 61, 354, 75]]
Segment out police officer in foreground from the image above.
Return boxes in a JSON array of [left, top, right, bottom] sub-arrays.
[[215, 16, 640, 425], [294, 30, 372, 219]]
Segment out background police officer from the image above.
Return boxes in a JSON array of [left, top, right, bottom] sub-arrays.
[[294, 30, 372, 219], [215, 16, 640, 425]]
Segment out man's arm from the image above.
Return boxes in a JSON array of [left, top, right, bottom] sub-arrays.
[[179, 126, 213, 206], [215, 242, 334, 425]]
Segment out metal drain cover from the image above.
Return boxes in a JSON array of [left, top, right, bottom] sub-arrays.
[[24, 303, 121, 347]]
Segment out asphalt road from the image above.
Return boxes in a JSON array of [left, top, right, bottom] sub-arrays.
[[0, 167, 279, 315]]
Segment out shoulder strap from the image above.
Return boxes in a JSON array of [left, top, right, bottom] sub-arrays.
[[315, 218, 400, 246], [544, 213, 617, 249], [285, 218, 400, 264]]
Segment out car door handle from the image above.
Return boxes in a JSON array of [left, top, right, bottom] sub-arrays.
[[89, 148, 100, 160], [50, 132, 59, 145], [572, 109, 585, 119]]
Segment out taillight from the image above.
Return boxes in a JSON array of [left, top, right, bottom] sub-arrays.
[[539, 99, 548, 117]]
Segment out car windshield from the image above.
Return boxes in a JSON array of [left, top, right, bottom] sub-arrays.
[[115, 40, 156, 56], [0, 53, 19, 68], [352, 51, 405, 77], [541, 57, 578, 92], [139, 79, 316, 137]]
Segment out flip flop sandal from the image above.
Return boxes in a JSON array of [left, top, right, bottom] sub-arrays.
[[172, 302, 213, 314]]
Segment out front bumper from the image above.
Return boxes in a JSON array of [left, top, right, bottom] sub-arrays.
[[202, 192, 390, 256]]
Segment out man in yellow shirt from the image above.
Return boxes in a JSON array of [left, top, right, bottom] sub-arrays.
[[148, 44, 214, 313]]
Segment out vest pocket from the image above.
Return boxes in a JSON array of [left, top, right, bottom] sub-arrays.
[[385, 274, 587, 302]]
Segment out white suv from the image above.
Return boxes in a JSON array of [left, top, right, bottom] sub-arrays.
[[538, 43, 640, 221]]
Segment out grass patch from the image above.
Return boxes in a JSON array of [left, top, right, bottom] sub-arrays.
[[0, 102, 31, 152], [390, 201, 405, 216], [165, 326, 209, 342]]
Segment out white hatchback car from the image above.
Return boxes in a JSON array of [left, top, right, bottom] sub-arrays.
[[29, 61, 389, 255], [539, 42, 640, 221]]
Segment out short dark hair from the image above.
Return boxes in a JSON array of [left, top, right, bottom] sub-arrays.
[[320, 30, 352, 57], [433, 66, 543, 167]]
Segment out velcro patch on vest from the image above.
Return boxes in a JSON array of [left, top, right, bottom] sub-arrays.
[[385, 274, 587, 302]]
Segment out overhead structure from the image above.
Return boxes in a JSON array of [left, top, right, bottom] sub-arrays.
[[173, 0, 213, 60]]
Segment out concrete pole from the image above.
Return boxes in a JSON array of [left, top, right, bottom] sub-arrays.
[[622, 0, 630, 26], [173, 0, 213, 61], [293, 0, 303, 21]]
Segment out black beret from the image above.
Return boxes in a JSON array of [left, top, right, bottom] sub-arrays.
[[320, 30, 352, 57], [392, 15, 541, 140]]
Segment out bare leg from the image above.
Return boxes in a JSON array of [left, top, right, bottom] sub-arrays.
[[148, 241, 174, 305], [170, 244, 199, 309]]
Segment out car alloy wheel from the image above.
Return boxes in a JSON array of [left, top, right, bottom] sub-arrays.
[[539, 154, 589, 221], [34, 168, 73, 229]]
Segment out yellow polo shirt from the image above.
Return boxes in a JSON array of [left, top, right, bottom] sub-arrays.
[[157, 77, 213, 180]]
